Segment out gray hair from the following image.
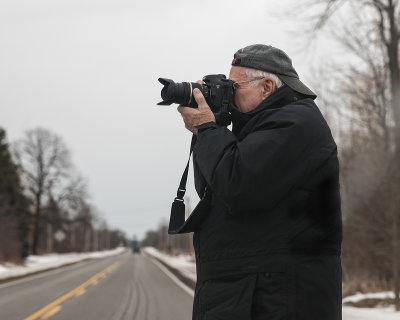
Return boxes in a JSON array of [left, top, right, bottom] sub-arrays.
[[244, 68, 283, 88]]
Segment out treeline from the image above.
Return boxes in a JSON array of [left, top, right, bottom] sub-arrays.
[[141, 219, 194, 256], [298, 0, 400, 307], [141, 198, 194, 256], [0, 127, 126, 263]]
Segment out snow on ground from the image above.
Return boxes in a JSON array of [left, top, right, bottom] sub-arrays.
[[0, 247, 127, 281], [143, 247, 196, 282], [343, 306, 399, 320], [342, 291, 399, 320], [343, 291, 394, 303], [144, 247, 400, 320]]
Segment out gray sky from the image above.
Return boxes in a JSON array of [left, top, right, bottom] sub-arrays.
[[1, 0, 327, 240]]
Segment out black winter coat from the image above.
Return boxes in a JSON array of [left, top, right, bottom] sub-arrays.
[[183, 86, 342, 320]]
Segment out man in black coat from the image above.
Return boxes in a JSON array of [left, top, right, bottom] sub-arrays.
[[177, 44, 342, 320]]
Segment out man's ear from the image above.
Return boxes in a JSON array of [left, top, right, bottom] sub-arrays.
[[262, 77, 276, 99]]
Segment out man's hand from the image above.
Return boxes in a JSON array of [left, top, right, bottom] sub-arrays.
[[177, 88, 216, 135]]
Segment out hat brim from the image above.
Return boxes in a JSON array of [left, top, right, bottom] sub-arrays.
[[278, 75, 317, 99]]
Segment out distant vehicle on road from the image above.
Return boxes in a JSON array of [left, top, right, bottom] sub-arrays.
[[131, 239, 141, 254]]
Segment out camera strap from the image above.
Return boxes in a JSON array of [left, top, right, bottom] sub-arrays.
[[168, 134, 197, 234]]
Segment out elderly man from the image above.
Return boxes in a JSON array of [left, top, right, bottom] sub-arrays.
[[176, 44, 342, 320]]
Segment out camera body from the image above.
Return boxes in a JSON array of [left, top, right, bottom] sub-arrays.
[[158, 74, 234, 126]]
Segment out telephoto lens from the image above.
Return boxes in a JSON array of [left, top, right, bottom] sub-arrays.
[[157, 78, 203, 108]]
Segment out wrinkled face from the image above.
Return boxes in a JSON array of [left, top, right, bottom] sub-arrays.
[[229, 66, 266, 113]]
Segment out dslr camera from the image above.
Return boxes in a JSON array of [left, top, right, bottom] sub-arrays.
[[157, 74, 234, 126]]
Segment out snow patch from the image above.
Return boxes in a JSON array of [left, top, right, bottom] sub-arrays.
[[0, 247, 126, 281], [343, 306, 399, 320], [343, 291, 395, 304], [143, 247, 196, 282]]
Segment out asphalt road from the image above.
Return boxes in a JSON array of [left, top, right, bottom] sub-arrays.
[[0, 251, 193, 320]]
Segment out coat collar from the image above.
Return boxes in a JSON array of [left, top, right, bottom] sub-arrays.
[[230, 85, 312, 135]]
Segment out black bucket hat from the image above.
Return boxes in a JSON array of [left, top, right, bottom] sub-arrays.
[[232, 44, 317, 99]]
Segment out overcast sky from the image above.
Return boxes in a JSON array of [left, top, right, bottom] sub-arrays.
[[1, 0, 332, 240]]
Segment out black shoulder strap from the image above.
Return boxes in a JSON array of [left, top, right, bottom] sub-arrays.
[[168, 135, 197, 234]]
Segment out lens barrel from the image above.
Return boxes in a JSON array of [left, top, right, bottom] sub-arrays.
[[158, 78, 203, 108]]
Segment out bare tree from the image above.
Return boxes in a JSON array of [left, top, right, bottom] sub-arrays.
[[42, 174, 94, 252], [295, 0, 400, 307], [13, 127, 71, 255], [304, 0, 399, 145]]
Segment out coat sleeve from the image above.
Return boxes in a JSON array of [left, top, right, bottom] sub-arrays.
[[192, 104, 337, 214]]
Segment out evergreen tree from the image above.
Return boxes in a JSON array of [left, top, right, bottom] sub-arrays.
[[0, 128, 30, 261]]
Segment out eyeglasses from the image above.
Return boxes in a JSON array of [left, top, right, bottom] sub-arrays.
[[232, 77, 265, 90]]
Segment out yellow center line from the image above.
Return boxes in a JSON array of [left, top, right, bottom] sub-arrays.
[[41, 306, 61, 320], [24, 261, 120, 320]]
